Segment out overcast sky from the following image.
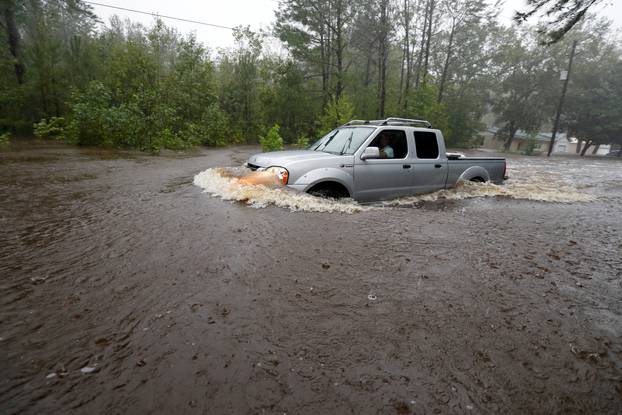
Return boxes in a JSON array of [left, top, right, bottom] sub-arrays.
[[86, 0, 622, 50]]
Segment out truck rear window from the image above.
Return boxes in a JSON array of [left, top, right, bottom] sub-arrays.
[[414, 131, 439, 159]]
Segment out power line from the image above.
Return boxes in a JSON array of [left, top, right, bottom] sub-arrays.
[[83, 1, 235, 31]]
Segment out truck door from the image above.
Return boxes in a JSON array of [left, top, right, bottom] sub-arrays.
[[412, 131, 448, 194], [354, 129, 414, 202]]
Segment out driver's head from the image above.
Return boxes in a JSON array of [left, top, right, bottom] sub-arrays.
[[380, 134, 390, 146]]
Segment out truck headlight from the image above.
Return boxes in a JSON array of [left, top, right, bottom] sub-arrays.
[[266, 166, 289, 186]]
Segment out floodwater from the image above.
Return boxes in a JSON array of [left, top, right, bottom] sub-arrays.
[[1, 140, 621, 414]]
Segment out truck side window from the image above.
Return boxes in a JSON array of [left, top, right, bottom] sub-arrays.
[[414, 131, 439, 159], [368, 130, 408, 159]]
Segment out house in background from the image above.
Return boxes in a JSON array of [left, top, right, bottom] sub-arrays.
[[480, 126, 611, 155]]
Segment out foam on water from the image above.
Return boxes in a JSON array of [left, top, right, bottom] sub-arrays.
[[382, 179, 596, 206], [193, 163, 597, 213], [193, 167, 371, 213]]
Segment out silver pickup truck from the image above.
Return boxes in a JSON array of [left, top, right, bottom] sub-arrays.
[[245, 118, 506, 202]]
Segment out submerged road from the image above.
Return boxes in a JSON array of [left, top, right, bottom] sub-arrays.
[[1, 140, 621, 414]]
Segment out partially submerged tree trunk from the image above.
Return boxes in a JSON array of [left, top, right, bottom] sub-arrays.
[[504, 122, 517, 151], [591, 144, 600, 154], [580, 140, 593, 156], [575, 139, 582, 154]]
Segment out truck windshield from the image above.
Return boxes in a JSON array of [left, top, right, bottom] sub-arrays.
[[311, 127, 375, 155]]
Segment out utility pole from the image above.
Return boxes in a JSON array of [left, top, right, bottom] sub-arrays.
[[548, 40, 577, 157]]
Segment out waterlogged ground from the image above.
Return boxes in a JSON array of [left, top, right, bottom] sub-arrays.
[[1, 140, 621, 414]]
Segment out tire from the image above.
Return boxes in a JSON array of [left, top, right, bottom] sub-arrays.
[[307, 182, 349, 199]]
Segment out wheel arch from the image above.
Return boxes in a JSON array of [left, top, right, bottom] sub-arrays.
[[306, 180, 351, 198], [458, 166, 491, 183]]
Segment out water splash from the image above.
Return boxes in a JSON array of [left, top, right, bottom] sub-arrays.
[[382, 179, 596, 207], [193, 167, 371, 213], [193, 163, 597, 213]]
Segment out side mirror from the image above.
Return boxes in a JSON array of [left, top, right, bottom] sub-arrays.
[[361, 146, 380, 160]]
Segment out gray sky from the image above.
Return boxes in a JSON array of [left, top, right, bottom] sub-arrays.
[[86, 0, 622, 49]]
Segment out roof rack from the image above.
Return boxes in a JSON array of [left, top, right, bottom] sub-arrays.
[[344, 117, 432, 128], [382, 117, 432, 128]]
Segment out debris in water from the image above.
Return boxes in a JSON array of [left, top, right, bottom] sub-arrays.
[[136, 359, 146, 367], [321, 262, 330, 270], [46, 373, 56, 379], [367, 294, 377, 301], [80, 366, 97, 374], [94, 337, 110, 347], [30, 276, 46, 285]]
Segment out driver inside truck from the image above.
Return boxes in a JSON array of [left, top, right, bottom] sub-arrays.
[[379, 134, 394, 159]]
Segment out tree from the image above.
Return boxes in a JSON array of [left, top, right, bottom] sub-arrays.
[[515, 0, 605, 44], [491, 29, 557, 150], [275, 0, 355, 103], [218, 27, 264, 142], [1, 0, 25, 84], [317, 95, 354, 135]]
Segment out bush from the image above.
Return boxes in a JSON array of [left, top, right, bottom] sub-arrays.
[[0, 132, 10, 147], [64, 82, 142, 147], [184, 103, 234, 147], [33, 117, 65, 139], [407, 85, 451, 139], [259, 124, 284, 152], [154, 128, 186, 151], [523, 134, 539, 156], [317, 96, 354, 136], [295, 135, 310, 148]]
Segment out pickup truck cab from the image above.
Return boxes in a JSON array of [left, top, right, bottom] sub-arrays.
[[246, 118, 506, 202]]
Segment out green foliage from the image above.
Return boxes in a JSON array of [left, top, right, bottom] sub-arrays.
[[184, 103, 235, 147], [1, 1, 621, 154], [33, 117, 65, 139], [407, 85, 451, 138], [523, 134, 539, 155], [295, 135, 310, 148], [63, 81, 144, 148], [0, 132, 10, 147], [317, 96, 355, 136], [259, 124, 284, 152]]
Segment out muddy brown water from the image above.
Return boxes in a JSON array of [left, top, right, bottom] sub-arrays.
[[1, 139, 621, 414]]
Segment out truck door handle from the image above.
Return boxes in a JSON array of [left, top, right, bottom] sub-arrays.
[[403, 164, 411, 169], [434, 164, 442, 168]]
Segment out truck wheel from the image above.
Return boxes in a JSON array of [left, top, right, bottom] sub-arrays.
[[307, 182, 350, 199], [470, 177, 486, 183]]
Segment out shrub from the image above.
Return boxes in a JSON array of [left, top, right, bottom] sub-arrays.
[[523, 134, 539, 156], [64, 82, 150, 149], [317, 96, 354, 136], [0, 132, 10, 147], [33, 117, 65, 139], [295, 135, 310, 148], [259, 124, 284, 152], [179, 102, 245, 148], [155, 128, 186, 151]]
